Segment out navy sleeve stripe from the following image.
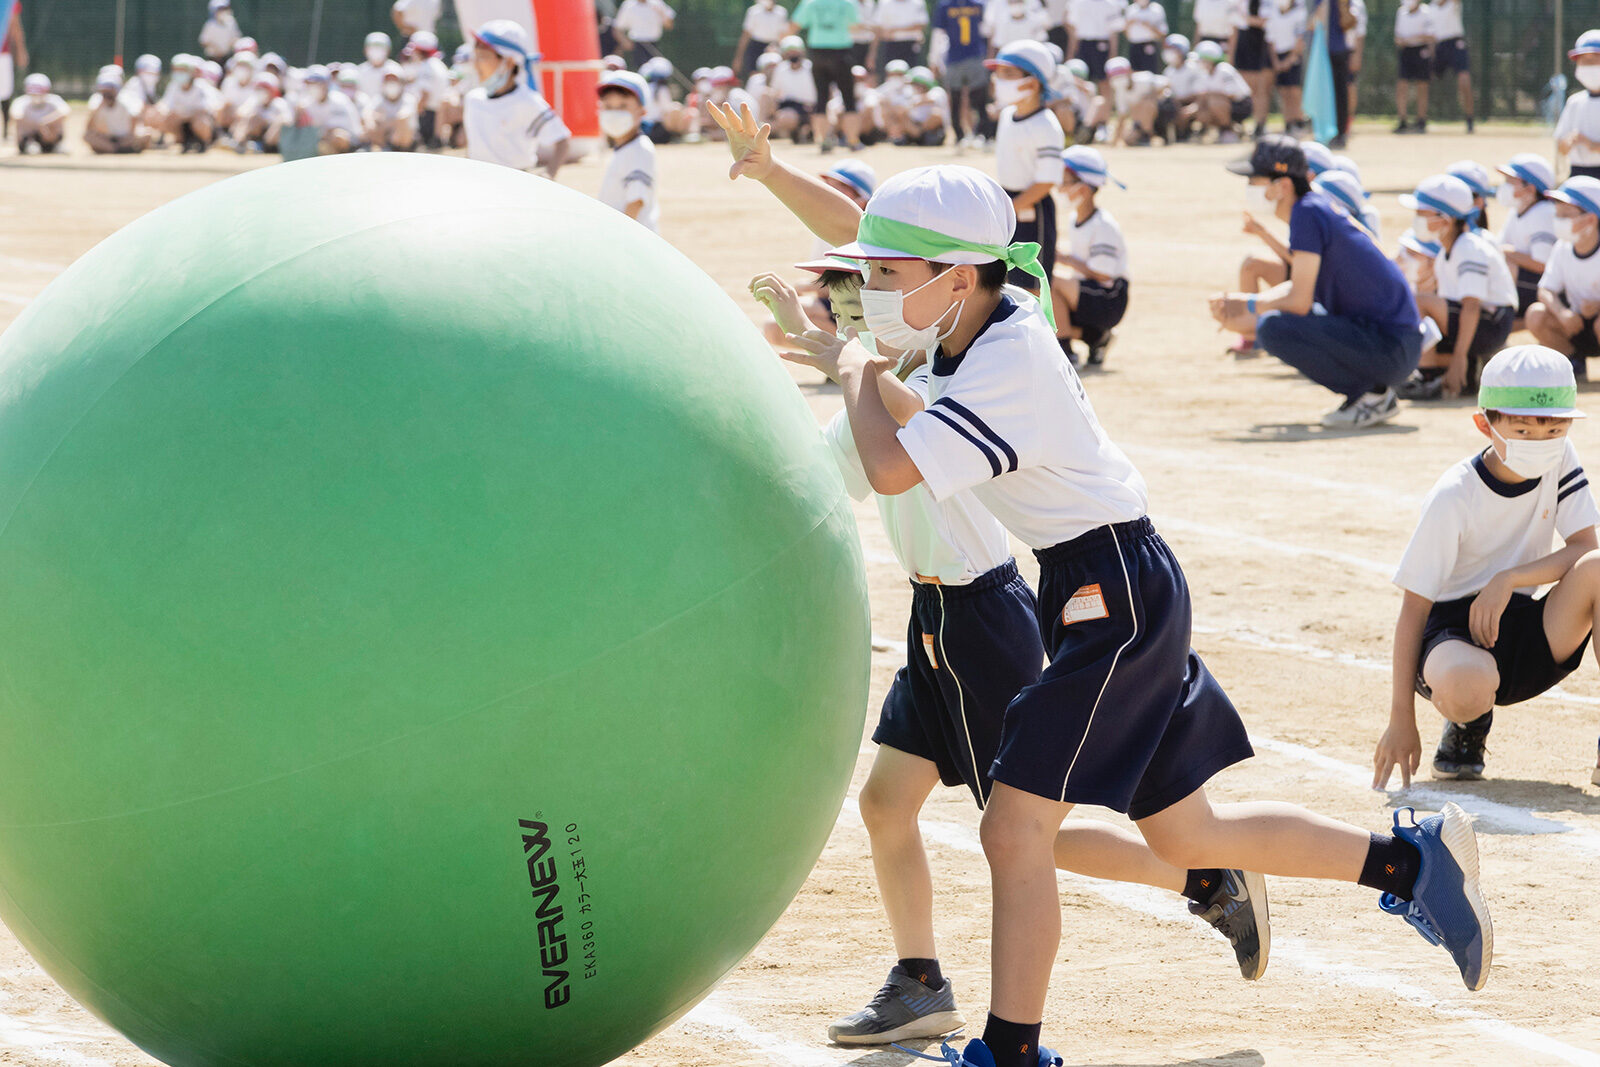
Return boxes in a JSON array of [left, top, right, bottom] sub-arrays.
[[931, 397, 1019, 472], [1561, 466, 1584, 486], [926, 409, 1002, 478], [624, 170, 654, 184], [1559, 478, 1590, 503]]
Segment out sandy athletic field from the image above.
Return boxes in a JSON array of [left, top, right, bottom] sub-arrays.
[[1, 114, 1598, 1067]]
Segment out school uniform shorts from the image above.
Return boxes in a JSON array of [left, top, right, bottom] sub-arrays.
[[1438, 299, 1515, 386], [1076, 39, 1110, 82], [1129, 40, 1161, 73], [1006, 189, 1056, 291], [1433, 36, 1470, 75], [1398, 44, 1431, 81], [876, 560, 1045, 807], [990, 518, 1254, 819], [1416, 592, 1588, 707], [1275, 51, 1303, 87], [1069, 277, 1129, 345]]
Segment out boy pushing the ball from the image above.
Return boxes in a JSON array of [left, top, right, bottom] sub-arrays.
[[714, 102, 1492, 1067]]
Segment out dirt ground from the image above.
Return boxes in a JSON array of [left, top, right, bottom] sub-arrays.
[[3, 113, 1599, 1067]]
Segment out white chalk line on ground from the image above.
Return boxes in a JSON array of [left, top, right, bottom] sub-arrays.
[[682, 994, 852, 1067], [850, 800, 1600, 1067], [1124, 443, 1425, 509]]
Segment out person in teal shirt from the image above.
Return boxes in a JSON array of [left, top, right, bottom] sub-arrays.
[[790, 0, 864, 149]]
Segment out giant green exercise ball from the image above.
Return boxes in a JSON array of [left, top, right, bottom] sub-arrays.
[[0, 153, 869, 1067]]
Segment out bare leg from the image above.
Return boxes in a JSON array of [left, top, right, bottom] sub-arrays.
[[1055, 819, 1186, 892], [980, 783, 1074, 1022], [859, 746, 944, 959], [1526, 303, 1578, 356], [1421, 641, 1498, 724], [1136, 786, 1369, 881]]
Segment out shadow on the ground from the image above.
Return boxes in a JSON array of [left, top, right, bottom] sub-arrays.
[[1391, 776, 1600, 819], [1220, 422, 1420, 443], [845, 1044, 1266, 1067]]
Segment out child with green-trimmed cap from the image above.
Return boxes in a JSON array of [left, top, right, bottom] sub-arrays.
[[983, 40, 1064, 297], [1378, 345, 1600, 787], [1528, 176, 1600, 378], [758, 153, 1493, 1064]]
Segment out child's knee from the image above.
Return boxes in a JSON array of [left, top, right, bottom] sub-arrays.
[[1428, 661, 1497, 720], [857, 774, 919, 833]]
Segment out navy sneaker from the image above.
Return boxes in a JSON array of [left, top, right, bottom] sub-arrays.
[[1187, 868, 1270, 980], [1378, 803, 1493, 990], [894, 1037, 1063, 1066]]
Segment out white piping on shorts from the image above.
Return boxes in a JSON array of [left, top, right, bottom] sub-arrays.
[[935, 584, 988, 809], [1060, 523, 1141, 802]]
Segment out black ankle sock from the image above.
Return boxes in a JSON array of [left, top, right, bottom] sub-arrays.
[[982, 1013, 1042, 1067], [1358, 833, 1422, 900], [1417, 366, 1446, 382], [1182, 868, 1226, 903], [897, 957, 943, 990]]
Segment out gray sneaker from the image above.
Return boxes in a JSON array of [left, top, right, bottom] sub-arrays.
[[1320, 388, 1399, 429], [1188, 869, 1271, 981], [826, 966, 965, 1046]]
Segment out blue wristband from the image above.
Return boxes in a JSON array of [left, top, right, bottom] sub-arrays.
[[1247, 295, 1258, 314]]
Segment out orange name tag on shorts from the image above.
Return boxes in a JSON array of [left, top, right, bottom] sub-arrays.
[[922, 634, 939, 669], [1062, 583, 1109, 626]]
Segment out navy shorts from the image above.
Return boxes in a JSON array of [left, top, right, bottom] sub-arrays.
[[875, 560, 1045, 807], [1233, 28, 1270, 72], [1571, 164, 1600, 181], [1076, 39, 1110, 82], [1007, 189, 1056, 291], [990, 518, 1254, 819], [1438, 299, 1515, 386], [1416, 592, 1588, 706], [1398, 44, 1431, 81], [1515, 266, 1540, 317], [1274, 52, 1303, 88], [1433, 36, 1470, 75], [1128, 41, 1161, 74], [1070, 277, 1128, 345]]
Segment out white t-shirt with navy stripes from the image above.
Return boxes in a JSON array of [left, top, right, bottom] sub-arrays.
[[464, 83, 572, 172], [1434, 229, 1518, 310], [1498, 199, 1557, 272], [1394, 443, 1600, 603], [1539, 239, 1600, 312], [825, 362, 1015, 584], [599, 134, 660, 232], [897, 289, 1148, 550], [995, 106, 1065, 193], [1065, 206, 1128, 281]]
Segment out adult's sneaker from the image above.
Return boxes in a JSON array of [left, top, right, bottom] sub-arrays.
[[1321, 388, 1399, 429], [827, 965, 964, 1046], [1433, 712, 1492, 780], [1188, 869, 1271, 980], [897, 1037, 1063, 1066], [1378, 803, 1492, 990]]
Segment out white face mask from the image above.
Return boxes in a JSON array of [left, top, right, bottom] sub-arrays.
[[598, 107, 636, 138], [1414, 212, 1444, 238], [1496, 183, 1518, 207], [1245, 183, 1272, 212], [383, 82, 403, 100], [1491, 424, 1567, 479], [992, 78, 1030, 107], [481, 61, 512, 95], [1579, 65, 1600, 91], [1556, 215, 1584, 244], [860, 268, 964, 354], [367, 47, 388, 65]]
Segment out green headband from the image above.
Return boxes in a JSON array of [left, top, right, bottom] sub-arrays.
[[855, 213, 1055, 329], [1478, 385, 1579, 411]]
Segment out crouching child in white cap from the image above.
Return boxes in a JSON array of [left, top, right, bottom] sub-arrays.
[[464, 19, 571, 179], [596, 71, 659, 232], [84, 70, 150, 154], [366, 64, 419, 151], [1051, 146, 1128, 366], [1379, 345, 1600, 787], [11, 74, 69, 154]]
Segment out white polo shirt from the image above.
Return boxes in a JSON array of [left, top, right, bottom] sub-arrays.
[[1394, 444, 1600, 603], [1205, 60, 1250, 98], [996, 105, 1065, 191], [897, 290, 1149, 549], [463, 83, 571, 170], [911, 84, 951, 124], [88, 92, 137, 138], [1068, 0, 1125, 40], [199, 15, 241, 58], [983, 0, 1051, 49], [356, 60, 391, 102], [393, 0, 442, 33], [614, 0, 676, 42], [301, 91, 363, 135], [1435, 230, 1518, 309], [1539, 240, 1600, 313], [1164, 55, 1206, 99], [1122, 1, 1168, 43], [768, 58, 818, 105], [1066, 206, 1128, 280], [826, 362, 1015, 584], [599, 133, 659, 232], [743, 1, 792, 42], [1499, 200, 1557, 271], [1429, 0, 1463, 39], [875, 0, 930, 40], [1263, 0, 1305, 54], [1393, 3, 1433, 44], [1191, 0, 1237, 39], [1111, 70, 1166, 115], [160, 79, 221, 120], [1558, 92, 1600, 169]]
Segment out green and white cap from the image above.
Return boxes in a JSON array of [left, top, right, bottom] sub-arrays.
[[1478, 345, 1587, 418], [829, 164, 1054, 325]]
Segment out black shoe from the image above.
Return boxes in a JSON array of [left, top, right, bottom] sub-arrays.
[[1188, 869, 1271, 980], [1252, 121, 1266, 140], [1393, 119, 1412, 134], [1465, 116, 1475, 133], [1396, 372, 1445, 400], [1329, 133, 1348, 149], [1086, 329, 1114, 366], [1434, 712, 1492, 780], [1574, 354, 1589, 382], [1414, 119, 1428, 134]]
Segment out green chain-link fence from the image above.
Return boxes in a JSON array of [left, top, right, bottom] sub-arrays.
[[16, 0, 1600, 116]]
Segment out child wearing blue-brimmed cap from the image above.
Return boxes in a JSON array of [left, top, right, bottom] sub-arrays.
[[596, 70, 659, 232], [1528, 175, 1600, 376], [1559, 30, 1600, 180], [1051, 145, 1127, 366], [984, 41, 1065, 297], [1381, 344, 1600, 786], [463, 19, 571, 179], [1495, 153, 1557, 326]]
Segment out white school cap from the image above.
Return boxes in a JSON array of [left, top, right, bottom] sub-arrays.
[[829, 165, 1016, 263], [1478, 345, 1586, 418], [1446, 159, 1494, 198], [1548, 175, 1600, 217], [1400, 174, 1477, 220], [1497, 153, 1555, 193], [1301, 141, 1334, 176]]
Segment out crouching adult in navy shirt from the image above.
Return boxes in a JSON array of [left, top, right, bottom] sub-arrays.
[[1211, 136, 1424, 431]]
